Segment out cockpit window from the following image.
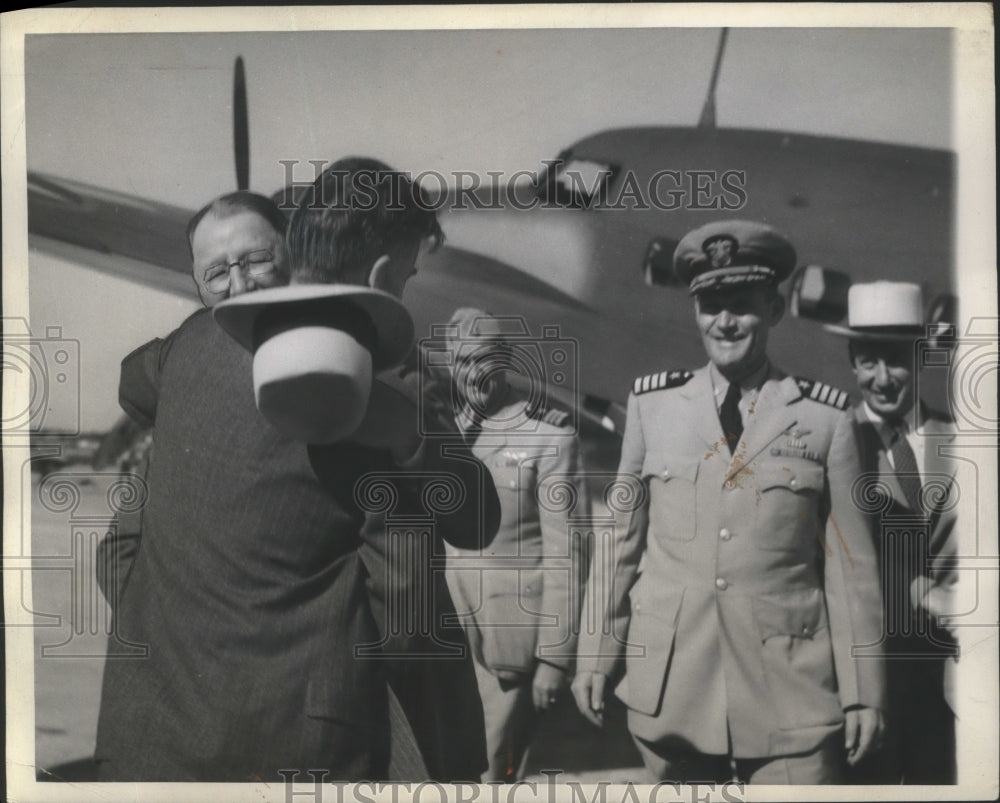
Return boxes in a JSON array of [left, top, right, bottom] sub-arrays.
[[540, 155, 618, 209]]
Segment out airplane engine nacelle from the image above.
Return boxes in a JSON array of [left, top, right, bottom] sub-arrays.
[[789, 264, 851, 323]]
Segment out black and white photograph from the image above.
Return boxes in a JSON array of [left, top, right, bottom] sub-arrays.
[[2, 5, 996, 802]]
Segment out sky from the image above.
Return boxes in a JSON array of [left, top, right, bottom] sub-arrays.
[[11, 19, 965, 430], [24, 27, 953, 210]]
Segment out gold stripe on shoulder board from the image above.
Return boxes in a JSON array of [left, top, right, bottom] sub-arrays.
[[795, 377, 850, 410], [633, 370, 694, 396]]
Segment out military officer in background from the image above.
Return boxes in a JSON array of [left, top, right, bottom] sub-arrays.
[[572, 220, 886, 784], [443, 307, 589, 782]]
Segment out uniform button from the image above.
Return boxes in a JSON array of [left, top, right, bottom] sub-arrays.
[[634, 602, 641, 611], [719, 528, 731, 541], [789, 477, 798, 489], [662, 470, 670, 480], [715, 578, 728, 590], [509, 480, 517, 488]]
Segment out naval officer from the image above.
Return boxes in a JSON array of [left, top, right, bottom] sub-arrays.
[[443, 308, 589, 782], [572, 220, 886, 784]]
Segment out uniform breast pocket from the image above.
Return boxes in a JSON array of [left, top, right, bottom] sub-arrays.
[[644, 457, 699, 542], [753, 464, 825, 551]]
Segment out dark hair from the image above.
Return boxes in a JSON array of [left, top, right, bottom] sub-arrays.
[[847, 338, 861, 365], [186, 191, 288, 258], [286, 156, 443, 286]]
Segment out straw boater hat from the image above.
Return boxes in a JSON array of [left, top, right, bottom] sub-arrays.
[[214, 284, 414, 443], [824, 281, 926, 340]]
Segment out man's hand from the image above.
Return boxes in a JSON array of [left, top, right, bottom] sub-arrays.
[[913, 574, 960, 639], [532, 662, 566, 712], [570, 671, 607, 727], [844, 706, 885, 765]]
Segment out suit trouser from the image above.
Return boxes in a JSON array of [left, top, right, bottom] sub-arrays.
[[846, 655, 956, 784], [474, 661, 538, 782], [633, 732, 846, 784]]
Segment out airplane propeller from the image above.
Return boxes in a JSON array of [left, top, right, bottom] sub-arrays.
[[233, 56, 250, 191], [698, 28, 728, 129]]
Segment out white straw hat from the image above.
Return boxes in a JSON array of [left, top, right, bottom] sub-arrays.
[[824, 281, 925, 339]]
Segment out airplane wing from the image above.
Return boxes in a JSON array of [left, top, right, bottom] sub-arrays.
[[28, 172, 194, 297], [27, 171, 627, 432]]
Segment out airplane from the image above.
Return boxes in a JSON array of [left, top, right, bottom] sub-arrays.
[[16, 28, 968, 783], [25, 32, 957, 455]]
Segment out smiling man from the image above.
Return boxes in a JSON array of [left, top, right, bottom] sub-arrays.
[[94, 164, 498, 783], [188, 191, 290, 306], [442, 308, 588, 782], [829, 281, 959, 784], [572, 220, 886, 784]]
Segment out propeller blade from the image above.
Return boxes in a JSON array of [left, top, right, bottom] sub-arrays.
[[233, 56, 250, 190], [698, 28, 728, 129]]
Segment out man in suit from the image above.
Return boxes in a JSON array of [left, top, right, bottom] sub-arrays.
[[95, 161, 498, 781], [441, 308, 589, 782], [827, 281, 958, 784], [96, 191, 291, 605], [572, 220, 886, 784]]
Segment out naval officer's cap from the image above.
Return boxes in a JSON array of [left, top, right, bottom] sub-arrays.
[[673, 220, 797, 295]]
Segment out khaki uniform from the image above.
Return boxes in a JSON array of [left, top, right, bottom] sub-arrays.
[[579, 364, 885, 766], [446, 389, 588, 780]]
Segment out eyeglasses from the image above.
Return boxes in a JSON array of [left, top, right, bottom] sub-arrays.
[[201, 250, 276, 292]]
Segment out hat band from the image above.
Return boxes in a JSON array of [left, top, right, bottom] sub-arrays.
[[689, 265, 776, 295], [843, 324, 925, 337], [253, 298, 378, 354]]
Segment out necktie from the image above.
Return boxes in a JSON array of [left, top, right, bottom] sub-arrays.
[[719, 382, 743, 454], [888, 423, 924, 514]]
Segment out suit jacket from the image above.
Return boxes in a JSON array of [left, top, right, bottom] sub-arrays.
[[851, 404, 958, 659], [95, 309, 496, 781], [578, 364, 885, 758], [445, 391, 589, 676]]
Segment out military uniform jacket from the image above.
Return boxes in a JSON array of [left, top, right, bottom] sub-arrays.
[[446, 392, 588, 676], [579, 364, 885, 758]]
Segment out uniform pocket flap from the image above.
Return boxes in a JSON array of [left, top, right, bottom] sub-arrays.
[[622, 587, 685, 715], [642, 455, 698, 485], [756, 464, 824, 493], [753, 591, 828, 640], [629, 583, 684, 624]]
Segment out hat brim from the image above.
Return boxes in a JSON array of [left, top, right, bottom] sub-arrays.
[[214, 284, 414, 369], [823, 322, 925, 341]]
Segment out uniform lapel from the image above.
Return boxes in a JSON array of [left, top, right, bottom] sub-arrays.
[[680, 366, 725, 452], [726, 373, 799, 479]]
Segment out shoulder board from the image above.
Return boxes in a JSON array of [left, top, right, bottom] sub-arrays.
[[795, 377, 850, 410], [633, 370, 694, 396], [539, 408, 571, 428]]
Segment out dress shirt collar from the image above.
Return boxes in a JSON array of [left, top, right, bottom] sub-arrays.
[[709, 360, 772, 407]]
